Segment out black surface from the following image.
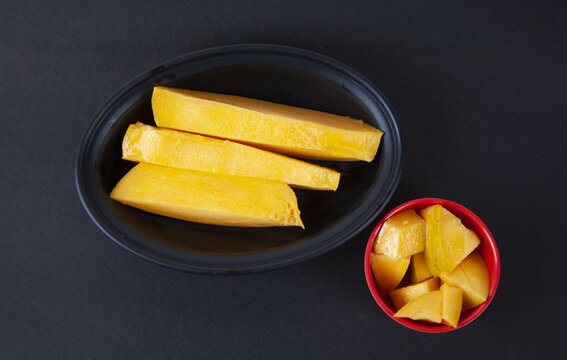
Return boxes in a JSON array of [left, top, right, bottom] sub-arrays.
[[2, 0, 566, 358], [76, 44, 402, 273]]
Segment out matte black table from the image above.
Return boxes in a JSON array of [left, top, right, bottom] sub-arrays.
[[3, 1, 566, 358]]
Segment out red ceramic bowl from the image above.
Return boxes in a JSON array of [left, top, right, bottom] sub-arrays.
[[364, 198, 500, 332]]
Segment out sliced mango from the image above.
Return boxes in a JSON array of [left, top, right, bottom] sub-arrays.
[[440, 251, 489, 311], [420, 205, 480, 276], [122, 122, 340, 190], [374, 209, 426, 259], [370, 253, 410, 294], [152, 86, 383, 162], [408, 252, 433, 283], [394, 290, 443, 323], [110, 163, 304, 228], [441, 284, 463, 328], [389, 277, 440, 310]]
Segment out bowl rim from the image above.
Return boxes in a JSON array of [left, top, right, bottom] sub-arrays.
[[364, 198, 500, 332], [75, 43, 403, 274]]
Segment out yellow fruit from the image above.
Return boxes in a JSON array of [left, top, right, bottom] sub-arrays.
[[374, 209, 426, 259], [152, 86, 383, 162], [420, 205, 480, 276], [408, 252, 433, 283], [394, 290, 443, 324], [122, 122, 340, 190], [389, 277, 440, 310], [110, 163, 304, 228], [439, 251, 490, 311], [441, 284, 463, 328], [370, 253, 410, 294]]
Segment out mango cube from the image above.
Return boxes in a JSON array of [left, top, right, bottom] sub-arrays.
[[370, 253, 410, 294], [440, 251, 490, 311], [122, 122, 340, 190], [374, 209, 426, 259], [420, 205, 480, 276], [389, 277, 440, 310], [408, 252, 433, 283], [110, 163, 304, 228], [441, 284, 463, 328], [394, 290, 443, 324], [152, 86, 383, 162]]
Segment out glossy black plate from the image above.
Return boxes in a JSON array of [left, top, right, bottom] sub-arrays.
[[75, 44, 402, 274]]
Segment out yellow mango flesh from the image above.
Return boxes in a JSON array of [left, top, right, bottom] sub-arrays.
[[394, 290, 443, 323], [110, 163, 304, 228], [389, 277, 440, 310], [420, 205, 480, 276], [440, 251, 489, 311], [152, 86, 383, 162], [370, 253, 410, 294], [374, 209, 426, 259], [122, 122, 340, 190], [441, 284, 463, 328], [408, 252, 433, 283]]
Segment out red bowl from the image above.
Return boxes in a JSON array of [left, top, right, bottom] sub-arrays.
[[364, 198, 500, 332]]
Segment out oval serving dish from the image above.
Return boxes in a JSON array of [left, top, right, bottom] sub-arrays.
[[75, 44, 402, 274]]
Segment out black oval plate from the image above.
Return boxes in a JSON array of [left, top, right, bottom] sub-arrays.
[[75, 44, 402, 274]]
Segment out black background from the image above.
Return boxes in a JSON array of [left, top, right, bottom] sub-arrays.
[[2, 0, 566, 358]]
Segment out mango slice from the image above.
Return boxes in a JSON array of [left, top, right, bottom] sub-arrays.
[[370, 253, 410, 294], [441, 284, 463, 328], [394, 290, 443, 323], [439, 251, 489, 311], [420, 205, 480, 276], [122, 122, 340, 190], [389, 277, 440, 310], [110, 163, 304, 228], [374, 209, 426, 259], [408, 252, 433, 283], [152, 86, 383, 162]]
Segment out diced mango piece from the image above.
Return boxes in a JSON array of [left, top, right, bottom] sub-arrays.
[[441, 284, 463, 328], [408, 252, 433, 283], [439, 251, 490, 311], [394, 290, 443, 323], [389, 277, 440, 310], [122, 122, 340, 190], [374, 209, 426, 259], [152, 86, 383, 162], [370, 253, 410, 294], [110, 163, 304, 228], [420, 205, 480, 276]]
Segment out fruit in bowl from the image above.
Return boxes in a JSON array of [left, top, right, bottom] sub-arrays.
[[364, 198, 500, 332]]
